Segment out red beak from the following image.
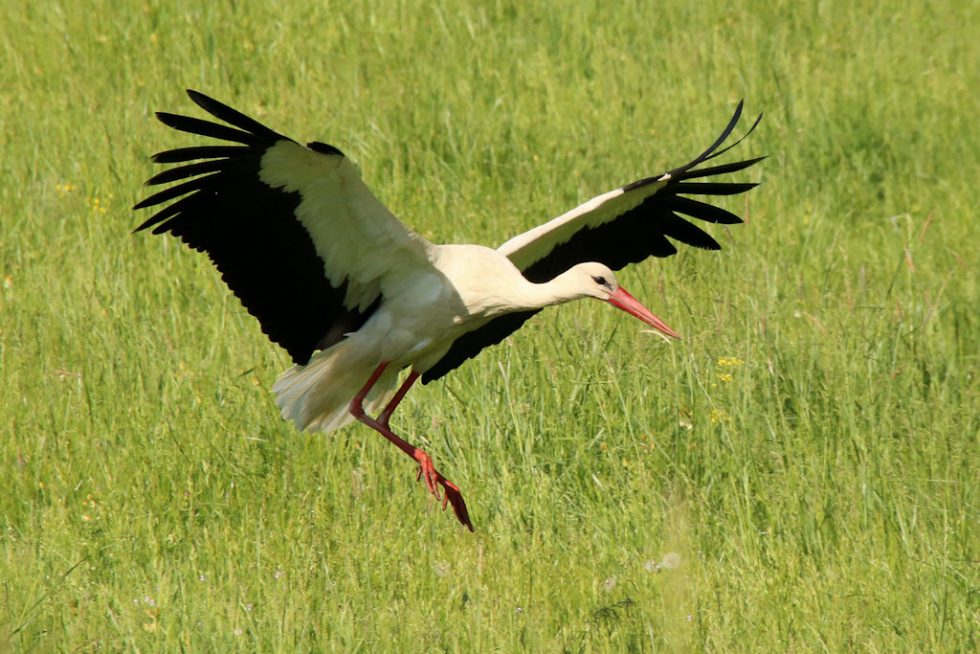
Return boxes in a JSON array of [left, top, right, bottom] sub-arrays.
[[607, 286, 680, 339]]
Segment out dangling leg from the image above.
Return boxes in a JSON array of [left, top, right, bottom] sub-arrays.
[[350, 362, 473, 531]]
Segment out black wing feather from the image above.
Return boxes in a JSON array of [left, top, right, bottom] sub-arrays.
[[697, 111, 763, 164], [152, 145, 251, 163], [134, 90, 379, 365], [658, 212, 721, 250], [145, 159, 231, 185], [423, 102, 764, 384], [186, 89, 282, 139], [669, 181, 759, 196], [678, 155, 766, 180], [133, 172, 226, 210], [663, 195, 744, 225], [154, 112, 263, 145]]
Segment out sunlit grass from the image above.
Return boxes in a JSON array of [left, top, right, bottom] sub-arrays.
[[1, 0, 977, 651]]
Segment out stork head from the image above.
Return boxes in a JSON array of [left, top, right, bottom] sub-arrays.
[[573, 262, 680, 340]]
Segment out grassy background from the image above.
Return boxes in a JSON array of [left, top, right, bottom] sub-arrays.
[[1, 0, 976, 651]]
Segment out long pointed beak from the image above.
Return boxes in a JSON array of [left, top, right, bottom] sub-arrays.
[[607, 286, 680, 339]]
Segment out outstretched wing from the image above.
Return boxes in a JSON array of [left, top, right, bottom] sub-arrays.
[[422, 102, 763, 383], [499, 101, 764, 279], [134, 90, 430, 365]]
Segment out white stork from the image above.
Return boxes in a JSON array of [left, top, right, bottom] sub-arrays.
[[135, 90, 763, 530]]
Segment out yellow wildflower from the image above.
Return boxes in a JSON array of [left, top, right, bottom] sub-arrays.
[[709, 408, 730, 424], [87, 197, 108, 214]]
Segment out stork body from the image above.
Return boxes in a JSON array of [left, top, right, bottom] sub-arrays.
[[135, 91, 763, 530]]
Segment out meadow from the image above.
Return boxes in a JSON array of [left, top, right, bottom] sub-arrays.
[[1, 0, 976, 651]]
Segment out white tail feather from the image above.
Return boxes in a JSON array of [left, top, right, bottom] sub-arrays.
[[272, 340, 397, 433]]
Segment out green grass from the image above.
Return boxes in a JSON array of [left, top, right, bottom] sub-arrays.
[[1, 0, 977, 651]]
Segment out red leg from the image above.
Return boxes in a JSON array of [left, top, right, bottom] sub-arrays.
[[378, 370, 420, 430], [349, 363, 473, 531]]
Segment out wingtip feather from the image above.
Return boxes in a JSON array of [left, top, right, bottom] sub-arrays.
[[182, 89, 283, 140]]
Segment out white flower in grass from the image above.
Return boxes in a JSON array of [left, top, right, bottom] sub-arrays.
[[602, 577, 617, 592]]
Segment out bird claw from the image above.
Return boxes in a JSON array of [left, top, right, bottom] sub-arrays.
[[414, 451, 474, 531], [439, 478, 473, 531], [415, 454, 440, 497]]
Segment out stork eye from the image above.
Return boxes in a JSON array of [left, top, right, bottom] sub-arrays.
[[591, 275, 610, 288]]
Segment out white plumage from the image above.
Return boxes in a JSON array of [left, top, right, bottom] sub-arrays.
[[135, 90, 763, 529]]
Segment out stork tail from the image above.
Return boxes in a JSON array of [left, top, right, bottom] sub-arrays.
[[273, 340, 397, 433]]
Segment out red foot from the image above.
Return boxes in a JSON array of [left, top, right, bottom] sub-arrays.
[[414, 451, 473, 531]]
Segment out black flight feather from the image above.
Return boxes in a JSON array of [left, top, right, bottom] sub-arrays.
[[155, 112, 263, 145], [152, 145, 251, 164], [145, 159, 231, 185]]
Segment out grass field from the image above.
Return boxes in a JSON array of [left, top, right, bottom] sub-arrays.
[[1, 0, 977, 651]]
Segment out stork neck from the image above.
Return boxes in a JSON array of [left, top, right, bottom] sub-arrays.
[[515, 269, 587, 310]]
